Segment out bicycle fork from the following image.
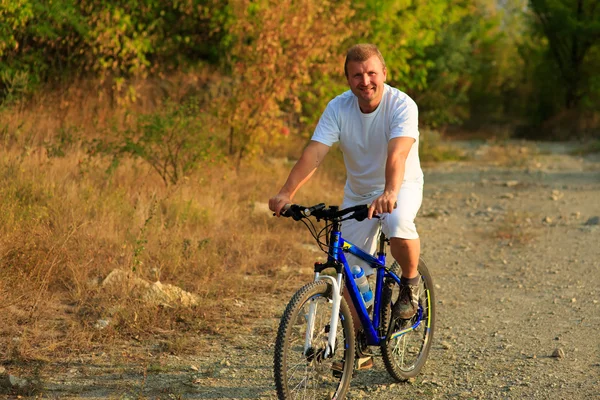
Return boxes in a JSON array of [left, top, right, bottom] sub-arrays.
[[304, 272, 344, 359]]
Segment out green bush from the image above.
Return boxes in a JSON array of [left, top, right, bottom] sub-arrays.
[[419, 129, 467, 162], [94, 99, 225, 185], [0, 0, 226, 103]]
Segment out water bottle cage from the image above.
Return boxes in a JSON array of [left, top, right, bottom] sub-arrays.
[[351, 265, 374, 308]]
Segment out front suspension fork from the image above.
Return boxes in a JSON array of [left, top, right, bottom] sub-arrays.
[[304, 272, 343, 359]]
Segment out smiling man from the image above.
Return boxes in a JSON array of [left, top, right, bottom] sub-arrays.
[[269, 44, 424, 370]]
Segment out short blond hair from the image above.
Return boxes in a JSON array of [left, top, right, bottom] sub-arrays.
[[344, 44, 386, 77]]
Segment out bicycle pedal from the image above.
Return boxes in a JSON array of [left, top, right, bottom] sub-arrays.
[[355, 356, 374, 371], [331, 361, 356, 378], [332, 367, 357, 379]]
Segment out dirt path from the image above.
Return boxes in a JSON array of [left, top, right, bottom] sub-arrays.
[[30, 142, 600, 398]]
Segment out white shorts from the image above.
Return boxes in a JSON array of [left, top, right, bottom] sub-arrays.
[[341, 184, 423, 275]]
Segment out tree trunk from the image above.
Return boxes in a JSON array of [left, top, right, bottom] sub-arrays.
[[229, 126, 235, 156]]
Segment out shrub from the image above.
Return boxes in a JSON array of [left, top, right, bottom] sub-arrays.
[[419, 129, 467, 162], [94, 99, 225, 186]]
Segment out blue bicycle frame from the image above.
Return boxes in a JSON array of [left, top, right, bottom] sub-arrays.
[[297, 204, 428, 358], [328, 228, 403, 346]]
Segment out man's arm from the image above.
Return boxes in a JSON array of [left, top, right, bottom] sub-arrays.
[[269, 141, 330, 216], [368, 137, 415, 218]]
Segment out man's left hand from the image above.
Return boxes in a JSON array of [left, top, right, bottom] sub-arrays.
[[368, 191, 397, 219]]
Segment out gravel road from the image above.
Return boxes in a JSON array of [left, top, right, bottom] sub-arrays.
[[22, 142, 600, 399]]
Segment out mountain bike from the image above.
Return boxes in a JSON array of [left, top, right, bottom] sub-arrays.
[[273, 203, 435, 400]]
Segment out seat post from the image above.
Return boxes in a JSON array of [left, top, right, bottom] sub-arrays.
[[377, 231, 387, 258]]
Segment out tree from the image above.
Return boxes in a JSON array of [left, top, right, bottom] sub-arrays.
[[467, 0, 533, 124], [0, 0, 224, 102], [360, 0, 492, 127], [529, 0, 600, 109], [218, 0, 360, 164]]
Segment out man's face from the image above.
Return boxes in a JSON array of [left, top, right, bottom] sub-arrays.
[[346, 55, 387, 113]]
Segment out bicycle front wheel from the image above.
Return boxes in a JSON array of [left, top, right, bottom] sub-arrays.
[[274, 280, 355, 399], [381, 259, 436, 380]]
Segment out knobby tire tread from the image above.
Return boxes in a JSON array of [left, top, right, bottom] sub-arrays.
[[380, 259, 436, 381], [274, 280, 355, 400]]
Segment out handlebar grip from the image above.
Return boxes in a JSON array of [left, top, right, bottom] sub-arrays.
[[351, 207, 369, 222], [280, 204, 292, 216], [279, 204, 304, 220], [275, 202, 382, 221]]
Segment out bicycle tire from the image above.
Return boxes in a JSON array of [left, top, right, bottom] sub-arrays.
[[380, 259, 436, 381], [274, 280, 355, 399]]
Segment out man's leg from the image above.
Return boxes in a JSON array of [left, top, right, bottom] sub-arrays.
[[390, 237, 420, 279], [388, 237, 422, 319], [382, 185, 423, 319], [339, 213, 379, 332], [338, 208, 379, 370]]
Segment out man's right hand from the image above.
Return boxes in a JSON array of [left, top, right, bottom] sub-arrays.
[[268, 141, 330, 217], [269, 194, 292, 217]]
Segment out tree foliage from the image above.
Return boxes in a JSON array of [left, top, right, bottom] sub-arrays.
[[529, 0, 600, 109], [359, 0, 503, 126], [1, 0, 598, 151], [0, 0, 224, 99], [218, 0, 360, 163]]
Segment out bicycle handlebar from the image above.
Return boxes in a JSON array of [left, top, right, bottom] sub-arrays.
[[279, 203, 374, 222]]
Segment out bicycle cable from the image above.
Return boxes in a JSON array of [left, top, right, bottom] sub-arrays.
[[311, 214, 367, 254], [315, 222, 333, 253], [298, 215, 327, 253], [295, 205, 374, 255]]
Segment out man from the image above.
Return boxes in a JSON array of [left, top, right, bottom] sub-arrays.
[[269, 43, 424, 369]]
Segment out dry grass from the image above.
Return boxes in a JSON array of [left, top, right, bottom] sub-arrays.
[[419, 129, 469, 163], [0, 77, 345, 366], [473, 141, 540, 167], [0, 74, 530, 372], [0, 141, 340, 362]]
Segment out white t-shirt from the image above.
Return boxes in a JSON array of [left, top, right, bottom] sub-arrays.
[[312, 84, 423, 203]]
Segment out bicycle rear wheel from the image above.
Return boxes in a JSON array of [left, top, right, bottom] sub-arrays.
[[380, 259, 436, 381], [274, 280, 355, 399]]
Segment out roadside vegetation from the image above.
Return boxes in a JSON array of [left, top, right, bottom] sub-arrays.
[[1, 0, 599, 373]]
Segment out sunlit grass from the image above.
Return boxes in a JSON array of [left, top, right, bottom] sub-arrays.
[[474, 141, 540, 167], [0, 130, 339, 362], [0, 81, 490, 364], [419, 129, 469, 163]]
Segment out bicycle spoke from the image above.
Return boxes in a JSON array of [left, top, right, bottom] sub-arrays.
[[286, 361, 306, 384], [274, 281, 353, 400], [291, 374, 308, 397], [381, 260, 436, 380]]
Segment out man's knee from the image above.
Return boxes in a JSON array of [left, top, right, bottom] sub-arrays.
[[390, 237, 419, 250], [390, 237, 420, 273], [391, 237, 410, 247]]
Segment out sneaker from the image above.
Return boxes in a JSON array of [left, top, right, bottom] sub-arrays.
[[392, 278, 422, 320]]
